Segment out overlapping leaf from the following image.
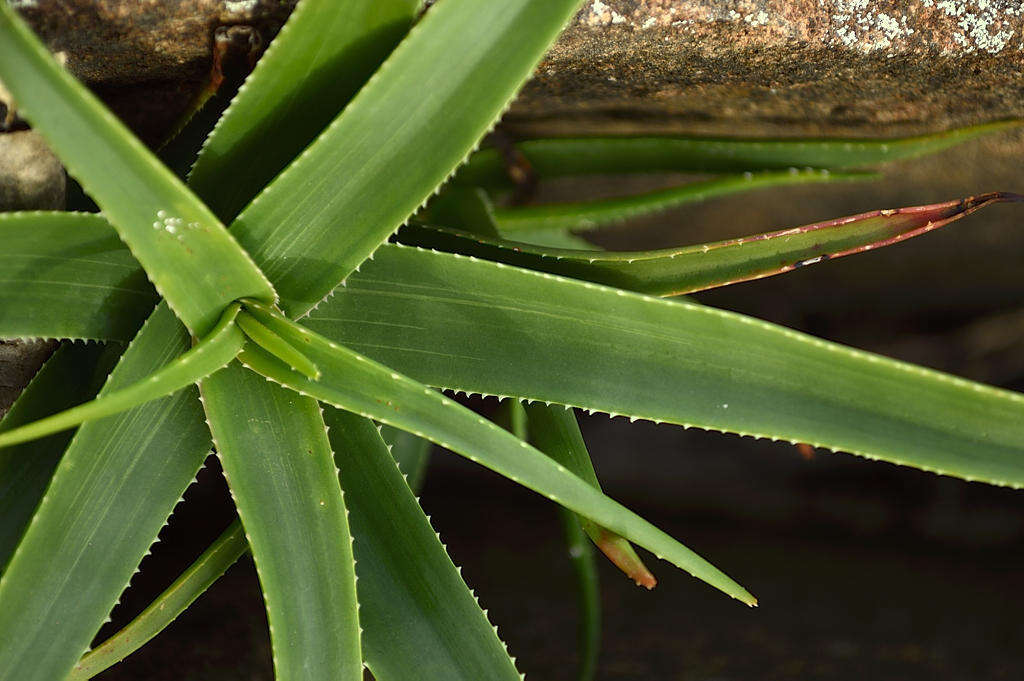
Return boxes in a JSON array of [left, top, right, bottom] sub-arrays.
[[0, 305, 212, 681], [191, 0, 421, 222], [507, 402, 600, 681], [229, 0, 585, 316], [402, 192, 1022, 295], [524, 404, 656, 589], [486, 170, 866, 233], [453, 120, 1023, 186], [0, 343, 120, 570], [0, 4, 275, 335], [325, 409, 522, 681], [0, 212, 157, 342], [200, 366, 362, 681], [0, 304, 243, 449], [236, 303, 756, 605], [305, 244, 1024, 488], [69, 521, 248, 681]]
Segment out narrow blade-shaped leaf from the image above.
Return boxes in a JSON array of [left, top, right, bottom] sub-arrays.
[[69, 521, 248, 681], [200, 364, 362, 681], [380, 424, 432, 493], [0, 212, 157, 342], [507, 401, 600, 681], [0, 342, 120, 570], [487, 170, 868, 233], [453, 120, 1023, 186], [523, 403, 656, 589], [304, 245, 1024, 488], [401, 192, 1022, 295], [560, 509, 600, 681], [325, 408, 522, 680], [425, 185, 599, 249], [235, 308, 756, 605], [0, 5, 276, 334], [236, 311, 320, 380], [229, 0, 585, 316], [0, 304, 212, 681], [0, 305, 243, 450], [69, 410, 519, 681], [190, 0, 420, 222]]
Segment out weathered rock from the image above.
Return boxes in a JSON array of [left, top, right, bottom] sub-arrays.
[[11, 0, 295, 143], [11, 0, 1024, 139], [510, 0, 1024, 137], [0, 340, 55, 416], [0, 130, 65, 210]]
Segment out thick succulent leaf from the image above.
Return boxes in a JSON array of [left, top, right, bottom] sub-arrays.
[[400, 192, 1022, 295], [324, 408, 522, 680], [19, 226, 1024, 489], [523, 403, 656, 589], [506, 402, 599, 681], [380, 424, 432, 493], [236, 311, 320, 379], [422, 187, 504, 237], [0, 304, 243, 450], [235, 307, 756, 605], [200, 364, 362, 681], [560, 509, 600, 681], [424, 186, 596, 249], [488, 170, 867, 233], [510, 228, 596, 250], [0, 5, 276, 335], [70, 409, 519, 680], [304, 244, 1024, 488], [0, 342, 120, 570], [229, 0, 585, 317], [453, 120, 1023, 186], [69, 521, 248, 681], [0, 212, 157, 342], [190, 0, 420, 222], [0, 304, 212, 681]]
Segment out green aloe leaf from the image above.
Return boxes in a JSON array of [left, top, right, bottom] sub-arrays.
[[69, 410, 519, 681], [200, 364, 362, 681], [424, 185, 597, 249], [184, 4, 425, 675], [0, 304, 243, 450], [0, 4, 276, 335], [560, 508, 601, 681], [236, 311, 320, 380], [0, 342, 121, 570], [190, 0, 421, 222], [453, 120, 1024, 186], [0, 304, 212, 681], [229, 0, 585, 316], [304, 244, 1024, 488], [487, 170, 868, 233], [380, 425, 432, 493], [325, 408, 522, 680], [236, 303, 756, 605], [506, 401, 600, 681], [523, 403, 656, 589], [0, 212, 157, 342], [402, 192, 1022, 295], [68, 520, 248, 681]]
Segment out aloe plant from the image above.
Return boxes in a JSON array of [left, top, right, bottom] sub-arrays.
[[0, 1, 1022, 679]]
